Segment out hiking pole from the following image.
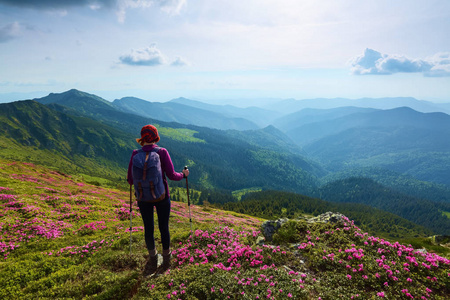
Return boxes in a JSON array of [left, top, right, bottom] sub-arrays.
[[129, 184, 132, 256], [184, 166, 193, 233]]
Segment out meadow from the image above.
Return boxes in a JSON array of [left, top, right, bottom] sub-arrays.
[[0, 159, 449, 299]]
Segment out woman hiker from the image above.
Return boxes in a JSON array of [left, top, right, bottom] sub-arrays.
[[127, 124, 189, 275]]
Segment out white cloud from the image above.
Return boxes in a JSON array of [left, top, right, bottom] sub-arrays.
[[116, 0, 186, 22], [425, 52, 450, 77], [157, 0, 186, 15], [119, 44, 166, 66], [0, 22, 21, 43], [351, 49, 449, 77], [116, 0, 153, 23], [118, 46, 190, 67], [171, 56, 189, 67]]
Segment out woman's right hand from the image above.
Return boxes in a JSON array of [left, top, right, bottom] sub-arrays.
[[182, 168, 189, 178]]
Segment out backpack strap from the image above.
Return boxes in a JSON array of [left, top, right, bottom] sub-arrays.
[[150, 181, 157, 199], [142, 152, 150, 181], [153, 147, 161, 154]]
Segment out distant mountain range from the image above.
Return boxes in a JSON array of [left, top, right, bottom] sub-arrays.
[[276, 106, 450, 186], [169, 97, 282, 127], [265, 97, 450, 114], [1, 89, 450, 235], [113, 96, 260, 130]]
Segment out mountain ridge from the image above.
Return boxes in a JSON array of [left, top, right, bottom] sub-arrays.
[[112, 96, 259, 130], [169, 97, 282, 127], [266, 96, 450, 114]]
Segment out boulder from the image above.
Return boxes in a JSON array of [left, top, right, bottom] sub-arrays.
[[261, 218, 289, 242], [306, 212, 346, 224], [260, 212, 348, 243], [256, 236, 265, 246]]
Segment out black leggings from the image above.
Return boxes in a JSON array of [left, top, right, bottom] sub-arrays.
[[138, 198, 171, 251]]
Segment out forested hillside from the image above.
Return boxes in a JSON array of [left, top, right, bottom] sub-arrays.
[[218, 190, 433, 239], [317, 177, 450, 235], [321, 167, 450, 204], [0, 100, 135, 184], [284, 107, 450, 186]]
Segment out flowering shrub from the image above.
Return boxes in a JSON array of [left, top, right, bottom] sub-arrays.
[[115, 206, 136, 221], [76, 221, 107, 235], [47, 238, 115, 258], [285, 218, 450, 299]]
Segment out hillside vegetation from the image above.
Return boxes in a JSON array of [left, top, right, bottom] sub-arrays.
[[317, 178, 450, 235], [218, 190, 436, 239], [0, 100, 135, 186], [1, 160, 449, 299], [282, 107, 450, 186]]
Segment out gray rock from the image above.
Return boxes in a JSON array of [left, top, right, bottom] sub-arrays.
[[256, 236, 265, 246], [415, 248, 428, 254], [261, 212, 348, 243], [306, 212, 346, 224], [261, 218, 289, 242]]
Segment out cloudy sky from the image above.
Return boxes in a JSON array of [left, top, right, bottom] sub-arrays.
[[0, 0, 449, 103]]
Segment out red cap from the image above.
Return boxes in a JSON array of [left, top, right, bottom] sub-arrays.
[[136, 124, 160, 144]]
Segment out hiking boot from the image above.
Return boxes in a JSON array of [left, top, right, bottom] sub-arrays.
[[161, 252, 171, 272], [143, 254, 158, 276]]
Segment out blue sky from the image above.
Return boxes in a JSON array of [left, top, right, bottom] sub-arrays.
[[0, 0, 449, 103]]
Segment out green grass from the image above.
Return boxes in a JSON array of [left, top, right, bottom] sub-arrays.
[[232, 187, 262, 201], [397, 237, 450, 256], [0, 138, 127, 190], [156, 125, 206, 144]]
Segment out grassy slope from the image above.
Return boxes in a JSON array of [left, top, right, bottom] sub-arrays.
[[0, 100, 136, 189], [0, 138, 123, 187], [1, 160, 449, 299]]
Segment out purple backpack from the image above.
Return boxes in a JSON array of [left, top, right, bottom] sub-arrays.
[[132, 147, 165, 202]]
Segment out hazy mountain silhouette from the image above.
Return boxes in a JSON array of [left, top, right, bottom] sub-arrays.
[[265, 97, 450, 114], [113, 96, 259, 130], [170, 97, 282, 127]]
